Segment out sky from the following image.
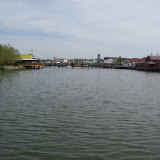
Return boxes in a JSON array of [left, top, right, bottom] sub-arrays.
[[1, 0, 160, 59]]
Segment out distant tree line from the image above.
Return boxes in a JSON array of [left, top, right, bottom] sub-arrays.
[[69, 58, 94, 62], [41, 58, 95, 63], [0, 44, 21, 66]]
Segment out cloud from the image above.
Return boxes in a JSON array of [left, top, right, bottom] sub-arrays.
[[1, 0, 160, 58]]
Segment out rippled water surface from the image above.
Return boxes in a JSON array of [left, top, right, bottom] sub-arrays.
[[1, 67, 160, 160]]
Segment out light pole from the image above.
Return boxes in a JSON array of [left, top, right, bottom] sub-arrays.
[[31, 49, 34, 58]]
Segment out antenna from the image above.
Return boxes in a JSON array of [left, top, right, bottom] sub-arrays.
[[31, 49, 34, 58]]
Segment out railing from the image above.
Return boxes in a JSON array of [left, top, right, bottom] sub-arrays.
[[21, 63, 44, 66]]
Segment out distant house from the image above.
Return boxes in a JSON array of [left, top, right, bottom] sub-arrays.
[[103, 57, 118, 65], [123, 58, 145, 67], [136, 56, 160, 71], [53, 57, 68, 63], [44, 61, 53, 66], [146, 56, 160, 62], [83, 61, 96, 64]]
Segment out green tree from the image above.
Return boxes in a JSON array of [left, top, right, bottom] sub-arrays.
[[117, 56, 123, 65], [112, 56, 123, 66], [112, 58, 118, 65], [0, 44, 21, 66]]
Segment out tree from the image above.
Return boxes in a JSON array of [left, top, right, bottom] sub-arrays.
[[0, 44, 21, 66], [112, 56, 123, 66], [112, 58, 118, 65], [117, 56, 123, 65]]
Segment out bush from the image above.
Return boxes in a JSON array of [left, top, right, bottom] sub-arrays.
[[0, 44, 21, 66]]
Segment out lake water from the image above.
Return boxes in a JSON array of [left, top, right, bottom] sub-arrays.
[[1, 67, 160, 160]]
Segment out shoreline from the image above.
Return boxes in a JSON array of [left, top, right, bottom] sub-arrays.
[[0, 65, 25, 70]]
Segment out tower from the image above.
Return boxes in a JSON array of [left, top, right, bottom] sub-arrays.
[[97, 53, 101, 63]]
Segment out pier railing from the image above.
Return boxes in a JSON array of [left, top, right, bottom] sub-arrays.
[[21, 62, 44, 66]]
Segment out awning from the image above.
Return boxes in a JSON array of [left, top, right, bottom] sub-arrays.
[[147, 61, 156, 64]]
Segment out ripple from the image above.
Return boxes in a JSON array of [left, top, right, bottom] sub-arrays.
[[1, 68, 160, 159]]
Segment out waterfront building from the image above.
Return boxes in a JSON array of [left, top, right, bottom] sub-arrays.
[[83, 61, 96, 64], [20, 54, 33, 60], [82, 60, 96, 67], [20, 54, 44, 69], [136, 56, 160, 71], [123, 57, 146, 67], [44, 61, 53, 66], [53, 57, 68, 63], [123, 58, 144, 67], [103, 57, 118, 65]]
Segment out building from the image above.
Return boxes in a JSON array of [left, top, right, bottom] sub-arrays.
[[20, 54, 33, 60], [20, 54, 44, 69], [137, 56, 160, 70], [44, 61, 53, 66], [97, 54, 101, 63], [123, 58, 138, 67], [53, 57, 68, 63], [123, 58, 146, 67], [103, 57, 118, 65], [136, 56, 160, 71]]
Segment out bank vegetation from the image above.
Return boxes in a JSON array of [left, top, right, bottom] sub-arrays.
[[0, 44, 21, 67]]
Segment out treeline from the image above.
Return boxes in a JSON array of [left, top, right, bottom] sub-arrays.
[[69, 58, 94, 62], [0, 44, 21, 66], [41, 58, 95, 63]]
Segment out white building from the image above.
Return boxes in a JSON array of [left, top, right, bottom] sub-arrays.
[[103, 57, 118, 64], [123, 58, 141, 67], [53, 57, 68, 63]]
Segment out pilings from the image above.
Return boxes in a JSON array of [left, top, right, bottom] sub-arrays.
[[25, 66, 43, 69]]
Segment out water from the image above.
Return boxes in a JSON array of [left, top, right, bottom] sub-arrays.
[[1, 67, 160, 160]]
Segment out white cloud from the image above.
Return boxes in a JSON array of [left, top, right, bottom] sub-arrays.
[[1, 0, 160, 58]]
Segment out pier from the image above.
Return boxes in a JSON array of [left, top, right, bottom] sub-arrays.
[[44, 61, 130, 69]]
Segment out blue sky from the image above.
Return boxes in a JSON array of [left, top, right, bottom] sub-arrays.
[[1, 0, 160, 59]]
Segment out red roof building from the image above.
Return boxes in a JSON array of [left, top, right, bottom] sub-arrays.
[[53, 56, 68, 63], [136, 56, 160, 71], [123, 58, 145, 67]]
